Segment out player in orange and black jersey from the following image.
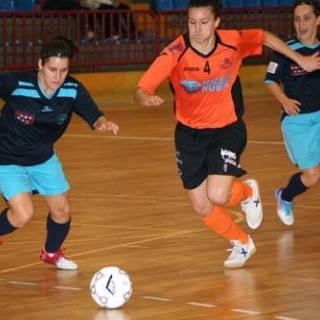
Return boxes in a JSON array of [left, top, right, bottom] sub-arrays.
[[134, 0, 320, 268], [0, 36, 119, 270], [265, 0, 320, 227]]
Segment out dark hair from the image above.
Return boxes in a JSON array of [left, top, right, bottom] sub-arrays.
[[293, 0, 320, 16], [40, 35, 79, 63], [188, 0, 222, 18]]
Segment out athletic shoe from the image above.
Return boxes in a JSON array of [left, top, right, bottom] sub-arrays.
[[224, 236, 256, 269], [240, 179, 263, 229], [40, 247, 78, 270], [275, 188, 294, 226]]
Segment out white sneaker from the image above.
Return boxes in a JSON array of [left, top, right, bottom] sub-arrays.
[[241, 179, 263, 229], [275, 188, 294, 226], [224, 236, 256, 269], [40, 247, 78, 270]]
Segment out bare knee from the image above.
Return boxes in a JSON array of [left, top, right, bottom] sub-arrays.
[[50, 203, 71, 223], [192, 202, 213, 218], [207, 188, 230, 207], [8, 206, 34, 228], [302, 169, 320, 188], [7, 194, 35, 228]]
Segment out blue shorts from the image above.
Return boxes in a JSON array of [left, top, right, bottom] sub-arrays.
[[281, 110, 320, 169], [0, 153, 70, 200]]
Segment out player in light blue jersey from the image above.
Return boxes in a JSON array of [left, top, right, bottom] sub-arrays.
[[265, 0, 320, 226]]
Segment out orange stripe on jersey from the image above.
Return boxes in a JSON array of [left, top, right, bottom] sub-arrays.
[[137, 29, 265, 129]]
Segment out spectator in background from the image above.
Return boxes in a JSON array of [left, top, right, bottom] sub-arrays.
[[41, 0, 95, 40], [42, 0, 140, 41], [84, 0, 139, 40]]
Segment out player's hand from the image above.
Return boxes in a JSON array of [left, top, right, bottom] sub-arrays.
[[133, 88, 164, 107], [94, 116, 119, 135], [282, 98, 301, 115], [299, 51, 320, 72]]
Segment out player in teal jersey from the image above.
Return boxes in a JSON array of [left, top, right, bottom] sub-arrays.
[[0, 36, 119, 270]]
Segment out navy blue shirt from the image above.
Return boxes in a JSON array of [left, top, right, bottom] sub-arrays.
[[265, 36, 320, 119], [0, 70, 104, 165]]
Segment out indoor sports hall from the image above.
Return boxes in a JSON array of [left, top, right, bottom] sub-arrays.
[[0, 1, 320, 319]]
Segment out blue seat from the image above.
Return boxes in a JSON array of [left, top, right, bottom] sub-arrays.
[[174, 0, 188, 9], [224, 0, 245, 8], [15, 0, 36, 11], [245, 0, 262, 7], [263, 0, 279, 6], [150, 0, 175, 12], [0, 0, 15, 11], [278, 0, 294, 6]]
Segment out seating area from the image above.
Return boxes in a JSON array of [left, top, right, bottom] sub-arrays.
[[224, 0, 294, 8], [0, 0, 295, 12], [0, 2, 293, 72], [0, 0, 37, 11]]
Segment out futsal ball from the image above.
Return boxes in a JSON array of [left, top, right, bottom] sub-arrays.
[[90, 266, 132, 309]]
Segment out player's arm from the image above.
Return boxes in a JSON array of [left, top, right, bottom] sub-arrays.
[[134, 38, 180, 107], [263, 30, 320, 72], [265, 81, 301, 115]]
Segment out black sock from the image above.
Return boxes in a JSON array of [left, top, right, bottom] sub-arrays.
[[282, 172, 307, 202], [0, 208, 17, 236], [44, 214, 71, 253]]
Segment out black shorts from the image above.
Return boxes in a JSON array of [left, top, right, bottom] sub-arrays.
[[175, 120, 247, 190]]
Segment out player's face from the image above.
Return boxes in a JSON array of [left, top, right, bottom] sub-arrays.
[[293, 4, 320, 45], [38, 56, 70, 95], [188, 6, 220, 43]]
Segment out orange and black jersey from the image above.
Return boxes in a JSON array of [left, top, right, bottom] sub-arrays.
[[138, 29, 265, 129]]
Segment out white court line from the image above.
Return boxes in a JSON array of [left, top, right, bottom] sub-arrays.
[[6, 280, 302, 319], [142, 296, 172, 302], [8, 281, 37, 286], [231, 308, 261, 315], [275, 317, 301, 320], [186, 302, 216, 308], [54, 286, 82, 291], [64, 133, 284, 145]]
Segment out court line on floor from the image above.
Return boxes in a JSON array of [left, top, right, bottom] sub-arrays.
[[64, 133, 284, 145]]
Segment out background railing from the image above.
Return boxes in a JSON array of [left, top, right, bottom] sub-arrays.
[[0, 7, 293, 72]]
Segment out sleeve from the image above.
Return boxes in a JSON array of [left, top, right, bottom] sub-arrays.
[[238, 29, 265, 59], [264, 52, 284, 84], [73, 81, 104, 128], [137, 37, 183, 94]]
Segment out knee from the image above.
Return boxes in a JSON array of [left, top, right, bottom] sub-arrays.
[[303, 170, 320, 187], [50, 203, 71, 223], [191, 201, 213, 218], [9, 207, 34, 228], [207, 189, 230, 207]]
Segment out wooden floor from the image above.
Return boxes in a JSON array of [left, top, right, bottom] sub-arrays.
[[1, 94, 320, 320]]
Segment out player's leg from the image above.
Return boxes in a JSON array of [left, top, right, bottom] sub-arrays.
[[31, 154, 77, 270], [276, 111, 320, 225], [41, 193, 77, 270], [202, 175, 256, 268], [0, 165, 36, 240]]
